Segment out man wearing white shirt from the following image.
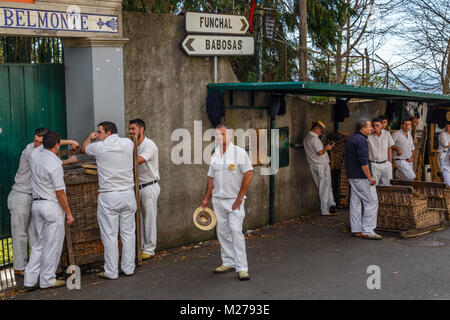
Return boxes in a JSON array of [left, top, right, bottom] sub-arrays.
[[367, 118, 395, 185], [81, 121, 136, 279], [24, 132, 74, 290], [392, 119, 416, 181], [7, 128, 78, 276], [302, 120, 336, 216], [128, 119, 160, 260], [438, 121, 450, 185], [201, 123, 253, 281]]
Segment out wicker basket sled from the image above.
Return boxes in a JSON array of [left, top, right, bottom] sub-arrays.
[[376, 185, 448, 238], [61, 167, 106, 269], [390, 180, 450, 222]]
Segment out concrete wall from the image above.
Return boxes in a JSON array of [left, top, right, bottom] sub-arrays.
[[122, 12, 387, 250]]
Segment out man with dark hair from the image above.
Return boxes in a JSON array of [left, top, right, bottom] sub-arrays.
[[7, 128, 79, 276], [303, 120, 336, 216], [81, 121, 137, 279], [379, 115, 390, 132], [392, 119, 416, 180], [129, 118, 160, 259], [368, 118, 395, 185], [98, 121, 118, 135], [201, 123, 253, 281], [345, 119, 381, 240], [24, 131, 75, 290], [438, 121, 450, 185]]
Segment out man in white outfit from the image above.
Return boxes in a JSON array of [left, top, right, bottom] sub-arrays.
[[303, 120, 336, 216], [7, 128, 78, 276], [392, 119, 416, 181], [24, 132, 75, 290], [201, 123, 253, 281], [82, 121, 136, 279], [438, 121, 450, 185], [129, 118, 160, 259], [367, 118, 395, 185], [345, 119, 381, 240]]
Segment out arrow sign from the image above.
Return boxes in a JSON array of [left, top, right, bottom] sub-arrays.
[[181, 35, 254, 56], [185, 12, 249, 35]]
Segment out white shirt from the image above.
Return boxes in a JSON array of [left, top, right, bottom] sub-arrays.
[[392, 130, 415, 160], [207, 143, 253, 199], [12, 143, 35, 194], [30, 146, 65, 203], [85, 134, 134, 193], [368, 130, 394, 162], [438, 131, 450, 154], [303, 131, 329, 165], [138, 137, 159, 184]]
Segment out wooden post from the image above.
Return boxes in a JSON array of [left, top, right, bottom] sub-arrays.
[[131, 135, 142, 266], [64, 222, 75, 268]]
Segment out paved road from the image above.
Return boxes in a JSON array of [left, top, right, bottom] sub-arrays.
[[2, 210, 449, 300]]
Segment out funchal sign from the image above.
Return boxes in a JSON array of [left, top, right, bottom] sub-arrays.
[[0, 1, 121, 37], [182, 12, 254, 57], [185, 12, 249, 35]]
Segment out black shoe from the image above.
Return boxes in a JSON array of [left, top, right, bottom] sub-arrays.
[[329, 206, 336, 214], [23, 283, 39, 292]]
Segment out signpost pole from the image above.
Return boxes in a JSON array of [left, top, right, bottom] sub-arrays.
[[214, 56, 218, 83]]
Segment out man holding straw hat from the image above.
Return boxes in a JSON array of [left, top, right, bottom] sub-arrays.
[[200, 123, 253, 281]]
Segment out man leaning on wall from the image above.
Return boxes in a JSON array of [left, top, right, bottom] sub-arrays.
[[302, 120, 337, 216]]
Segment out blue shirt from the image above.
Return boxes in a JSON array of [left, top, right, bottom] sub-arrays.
[[345, 131, 371, 179]]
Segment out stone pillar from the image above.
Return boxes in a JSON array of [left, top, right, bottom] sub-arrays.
[[63, 38, 128, 142]]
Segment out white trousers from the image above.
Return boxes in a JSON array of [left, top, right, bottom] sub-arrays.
[[139, 183, 160, 255], [349, 179, 379, 235], [24, 201, 65, 288], [97, 190, 137, 279], [212, 197, 248, 272], [7, 190, 33, 271], [371, 161, 393, 186], [439, 153, 450, 186], [395, 159, 416, 181], [309, 163, 336, 215]]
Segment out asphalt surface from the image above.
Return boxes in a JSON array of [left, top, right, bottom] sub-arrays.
[[1, 209, 449, 300]]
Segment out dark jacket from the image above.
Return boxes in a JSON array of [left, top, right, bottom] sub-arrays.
[[345, 131, 371, 179]]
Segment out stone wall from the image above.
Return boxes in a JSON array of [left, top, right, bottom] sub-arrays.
[[122, 12, 387, 250]]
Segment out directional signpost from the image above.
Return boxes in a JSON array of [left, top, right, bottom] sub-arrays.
[[182, 12, 255, 82]]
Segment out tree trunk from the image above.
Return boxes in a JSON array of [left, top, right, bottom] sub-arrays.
[[299, 0, 308, 81], [442, 39, 450, 94], [335, 28, 343, 83]]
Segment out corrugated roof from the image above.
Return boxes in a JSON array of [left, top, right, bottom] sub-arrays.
[[207, 81, 450, 102]]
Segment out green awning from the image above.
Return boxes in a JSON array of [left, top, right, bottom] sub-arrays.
[[207, 81, 450, 103]]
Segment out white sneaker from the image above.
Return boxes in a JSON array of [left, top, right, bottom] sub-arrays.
[[362, 233, 382, 240]]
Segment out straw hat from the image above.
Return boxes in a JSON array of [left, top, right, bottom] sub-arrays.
[[193, 207, 217, 231], [313, 120, 326, 129], [81, 164, 97, 175]]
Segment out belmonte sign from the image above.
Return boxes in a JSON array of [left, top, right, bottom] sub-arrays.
[[0, 6, 119, 34]]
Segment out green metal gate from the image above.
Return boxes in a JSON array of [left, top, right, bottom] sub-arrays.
[[0, 64, 67, 241]]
